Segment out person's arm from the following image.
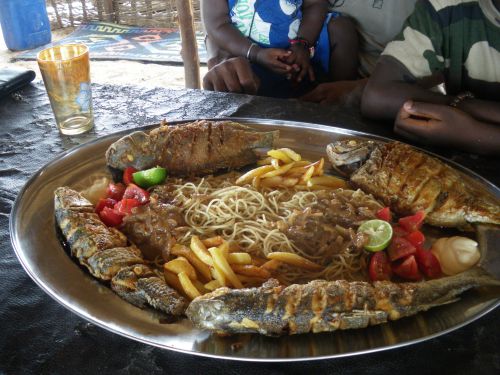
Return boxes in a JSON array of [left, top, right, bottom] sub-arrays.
[[297, 0, 328, 46], [201, 0, 292, 75]]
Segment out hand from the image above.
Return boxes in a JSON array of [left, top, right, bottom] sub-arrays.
[[300, 80, 365, 104], [285, 44, 314, 83], [394, 101, 480, 149], [203, 57, 260, 94], [255, 48, 293, 75]]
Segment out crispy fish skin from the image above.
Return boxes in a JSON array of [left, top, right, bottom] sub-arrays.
[[327, 141, 500, 229], [55, 187, 187, 315], [186, 268, 500, 336], [105, 120, 279, 176]]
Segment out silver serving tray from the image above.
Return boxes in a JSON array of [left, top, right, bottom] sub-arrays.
[[10, 118, 500, 362]]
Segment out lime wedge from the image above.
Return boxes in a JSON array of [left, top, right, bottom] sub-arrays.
[[358, 219, 393, 252]]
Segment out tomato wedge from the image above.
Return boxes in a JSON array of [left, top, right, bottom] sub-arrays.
[[123, 167, 137, 185], [369, 251, 392, 281], [99, 206, 124, 227], [415, 246, 442, 279], [391, 225, 409, 238], [376, 207, 392, 222], [392, 255, 422, 281], [405, 230, 425, 248], [106, 182, 125, 201], [398, 211, 426, 233], [114, 198, 141, 215], [388, 236, 416, 261], [95, 198, 117, 214], [123, 183, 149, 204]]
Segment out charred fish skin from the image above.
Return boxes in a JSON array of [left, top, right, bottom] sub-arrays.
[[54, 187, 187, 316], [326, 140, 500, 229], [111, 265, 187, 315], [186, 268, 500, 336], [105, 120, 279, 176]]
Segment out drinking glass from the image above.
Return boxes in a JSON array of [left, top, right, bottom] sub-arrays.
[[37, 44, 94, 135]]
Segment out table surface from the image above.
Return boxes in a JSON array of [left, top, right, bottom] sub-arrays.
[[0, 83, 498, 375]]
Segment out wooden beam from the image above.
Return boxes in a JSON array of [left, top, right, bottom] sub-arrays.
[[102, 0, 115, 22], [175, 0, 201, 89]]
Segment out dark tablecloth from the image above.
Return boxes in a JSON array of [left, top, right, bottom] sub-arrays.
[[0, 83, 498, 375]]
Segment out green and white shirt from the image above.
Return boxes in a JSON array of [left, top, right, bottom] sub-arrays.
[[382, 0, 500, 99]]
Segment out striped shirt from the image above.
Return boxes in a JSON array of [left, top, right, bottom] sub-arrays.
[[382, 0, 500, 99]]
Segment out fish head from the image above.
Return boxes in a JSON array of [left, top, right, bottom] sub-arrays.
[[326, 139, 378, 176], [105, 131, 156, 172]]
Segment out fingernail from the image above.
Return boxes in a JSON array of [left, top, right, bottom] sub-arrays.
[[404, 101, 414, 111]]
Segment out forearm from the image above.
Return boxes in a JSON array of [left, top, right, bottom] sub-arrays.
[[459, 99, 500, 125], [461, 120, 500, 155], [205, 36, 232, 69], [297, 1, 328, 44]]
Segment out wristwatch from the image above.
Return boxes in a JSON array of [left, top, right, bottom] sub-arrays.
[[289, 38, 315, 58]]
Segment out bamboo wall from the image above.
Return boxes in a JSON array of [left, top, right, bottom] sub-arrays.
[[46, 0, 201, 29]]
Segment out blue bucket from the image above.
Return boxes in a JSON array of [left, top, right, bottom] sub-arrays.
[[0, 0, 52, 51]]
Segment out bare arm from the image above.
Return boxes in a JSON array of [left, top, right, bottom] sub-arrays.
[[362, 56, 500, 125], [297, 0, 328, 45]]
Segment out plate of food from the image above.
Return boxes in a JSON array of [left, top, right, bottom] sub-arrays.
[[10, 118, 500, 361]]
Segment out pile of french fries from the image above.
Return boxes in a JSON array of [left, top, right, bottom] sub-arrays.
[[235, 148, 348, 190], [163, 235, 323, 300]]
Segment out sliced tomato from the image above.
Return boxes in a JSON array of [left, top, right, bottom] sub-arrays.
[[95, 198, 117, 214], [123, 167, 137, 185], [123, 183, 149, 204], [392, 255, 422, 281], [415, 246, 442, 279], [388, 236, 416, 261], [99, 206, 124, 227], [376, 207, 392, 222], [114, 198, 141, 215], [369, 251, 392, 281], [392, 225, 409, 238], [405, 230, 425, 248], [106, 182, 125, 201], [398, 210, 426, 233]]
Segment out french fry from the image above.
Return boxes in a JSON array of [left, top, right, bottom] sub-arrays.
[[218, 241, 230, 258], [231, 264, 271, 279], [202, 236, 224, 248], [271, 158, 281, 169], [236, 165, 275, 185], [260, 176, 284, 188], [190, 235, 213, 266], [279, 148, 302, 161], [267, 149, 293, 164], [171, 244, 212, 282], [315, 158, 325, 175], [251, 257, 267, 266], [209, 247, 244, 288], [293, 160, 313, 167], [260, 162, 295, 178], [267, 252, 323, 271], [227, 252, 252, 265], [287, 166, 309, 177], [282, 177, 299, 187], [192, 279, 209, 294], [211, 264, 226, 286], [294, 183, 332, 191], [301, 165, 315, 183], [163, 270, 185, 295], [236, 274, 267, 286], [257, 157, 273, 166], [252, 175, 261, 189], [164, 257, 197, 280], [261, 259, 282, 271], [178, 271, 201, 300], [308, 175, 348, 189], [204, 279, 222, 291]]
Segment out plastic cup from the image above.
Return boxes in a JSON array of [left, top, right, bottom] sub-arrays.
[[37, 44, 94, 135]]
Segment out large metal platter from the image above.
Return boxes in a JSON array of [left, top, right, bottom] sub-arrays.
[[10, 118, 500, 361]]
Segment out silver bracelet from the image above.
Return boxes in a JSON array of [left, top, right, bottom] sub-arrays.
[[246, 43, 258, 61], [449, 91, 475, 108]]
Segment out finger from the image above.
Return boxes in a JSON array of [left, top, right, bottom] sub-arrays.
[[202, 73, 214, 91], [211, 72, 228, 92], [403, 100, 445, 120], [232, 63, 258, 94]]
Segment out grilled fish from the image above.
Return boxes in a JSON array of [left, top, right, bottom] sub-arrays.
[[55, 187, 187, 316], [106, 120, 279, 176], [327, 140, 500, 229], [186, 267, 500, 336]]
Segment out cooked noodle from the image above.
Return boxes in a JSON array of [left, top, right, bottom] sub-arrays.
[[167, 175, 368, 284]]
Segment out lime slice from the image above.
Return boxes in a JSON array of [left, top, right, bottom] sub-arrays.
[[358, 219, 393, 252]]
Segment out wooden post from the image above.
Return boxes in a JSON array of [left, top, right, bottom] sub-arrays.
[[102, 0, 115, 22], [176, 0, 201, 89], [49, 0, 63, 29]]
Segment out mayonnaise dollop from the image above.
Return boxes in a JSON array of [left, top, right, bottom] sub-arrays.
[[431, 236, 480, 276]]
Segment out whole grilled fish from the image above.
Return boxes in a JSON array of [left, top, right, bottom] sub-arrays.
[[186, 268, 500, 336], [55, 187, 187, 316], [327, 140, 500, 229], [106, 120, 279, 176]]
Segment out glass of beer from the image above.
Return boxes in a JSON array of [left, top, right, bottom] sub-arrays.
[[37, 44, 94, 135]]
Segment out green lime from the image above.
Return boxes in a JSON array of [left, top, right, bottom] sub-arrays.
[[358, 219, 393, 252], [132, 167, 167, 188]]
